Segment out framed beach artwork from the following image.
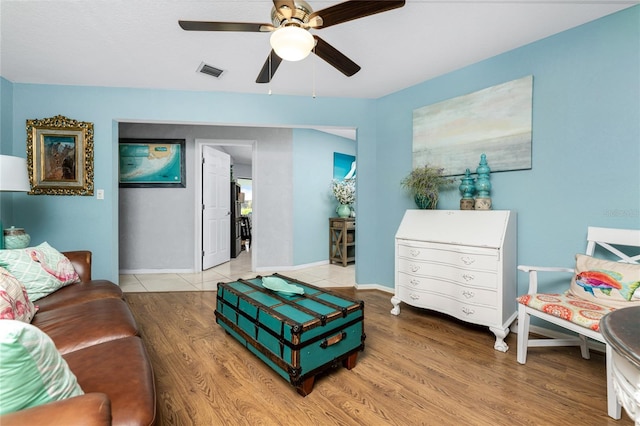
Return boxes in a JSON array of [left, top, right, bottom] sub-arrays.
[[26, 115, 94, 196], [119, 139, 186, 188], [413, 75, 533, 176]]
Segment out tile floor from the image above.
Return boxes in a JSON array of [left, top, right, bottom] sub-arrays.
[[119, 250, 356, 293]]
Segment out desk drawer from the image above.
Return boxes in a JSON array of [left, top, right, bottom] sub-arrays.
[[397, 244, 498, 272], [397, 258, 498, 289], [330, 218, 355, 229], [398, 272, 497, 306], [396, 285, 498, 326]]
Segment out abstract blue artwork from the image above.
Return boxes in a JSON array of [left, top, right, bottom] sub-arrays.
[[333, 152, 356, 180]]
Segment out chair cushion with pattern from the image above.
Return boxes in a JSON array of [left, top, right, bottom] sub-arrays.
[[517, 292, 616, 332]]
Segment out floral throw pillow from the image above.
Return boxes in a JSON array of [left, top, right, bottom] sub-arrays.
[[0, 267, 37, 322], [568, 253, 640, 309], [0, 242, 80, 302]]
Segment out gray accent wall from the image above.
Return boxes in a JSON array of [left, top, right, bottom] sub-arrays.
[[118, 122, 293, 272], [117, 122, 355, 273]]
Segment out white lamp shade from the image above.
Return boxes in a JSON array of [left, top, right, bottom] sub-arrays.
[[270, 26, 314, 62], [0, 155, 31, 192]]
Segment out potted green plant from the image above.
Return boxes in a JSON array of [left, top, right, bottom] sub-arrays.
[[401, 165, 455, 209]]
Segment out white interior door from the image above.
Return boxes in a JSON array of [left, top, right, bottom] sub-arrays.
[[202, 146, 231, 270]]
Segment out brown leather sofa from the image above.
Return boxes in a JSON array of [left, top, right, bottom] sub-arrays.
[[0, 251, 156, 426]]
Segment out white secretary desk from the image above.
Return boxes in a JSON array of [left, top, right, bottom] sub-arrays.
[[391, 210, 517, 352]]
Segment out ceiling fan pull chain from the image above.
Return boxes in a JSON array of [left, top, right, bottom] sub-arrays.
[[312, 45, 316, 99], [268, 53, 273, 95]]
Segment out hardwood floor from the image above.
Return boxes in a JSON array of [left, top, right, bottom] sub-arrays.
[[125, 288, 632, 425]]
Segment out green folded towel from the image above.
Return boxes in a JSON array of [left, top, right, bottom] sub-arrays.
[[261, 276, 304, 295]]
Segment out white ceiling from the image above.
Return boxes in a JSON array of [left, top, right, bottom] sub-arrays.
[[1, 0, 637, 100]]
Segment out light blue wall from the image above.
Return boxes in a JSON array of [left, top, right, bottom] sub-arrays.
[[1, 78, 15, 225], [370, 7, 640, 293], [2, 7, 638, 290], [1, 78, 13, 153], [292, 128, 356, 265], [6, 86, 374, 281]]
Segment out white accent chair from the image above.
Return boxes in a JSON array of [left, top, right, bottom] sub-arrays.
[[516, 226, 640, 420]]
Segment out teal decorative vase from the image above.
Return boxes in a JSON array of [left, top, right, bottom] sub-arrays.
[[414, 194, 433, 209], [459, 168, 476, 199], [459, 168, 476, 210], [475, 154, 492, 197], [336, 204, 351, 218], [475, 153, 492, 210]]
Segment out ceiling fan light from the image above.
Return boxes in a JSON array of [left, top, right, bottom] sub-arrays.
[[270, 26, 314, 62]]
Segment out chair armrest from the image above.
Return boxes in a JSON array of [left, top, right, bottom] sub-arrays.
[[517, 265, 575, 294], [62, 250, 92, 282], [517, 265, 574, 273], [0, 393, 111, 426]]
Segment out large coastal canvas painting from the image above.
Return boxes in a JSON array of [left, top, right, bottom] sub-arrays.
[[413, 76, 533, 176]]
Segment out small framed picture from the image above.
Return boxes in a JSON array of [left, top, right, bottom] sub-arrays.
[[26, 115, 94, 196]]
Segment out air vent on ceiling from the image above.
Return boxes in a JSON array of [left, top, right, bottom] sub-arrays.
[[197, 62, 224, 78]]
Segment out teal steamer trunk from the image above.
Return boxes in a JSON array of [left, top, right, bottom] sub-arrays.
[[215, 274, 366, 396]]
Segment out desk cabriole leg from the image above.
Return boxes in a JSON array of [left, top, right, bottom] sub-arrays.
[[489, 326, 509, 352], [390, 296, 401, 315]]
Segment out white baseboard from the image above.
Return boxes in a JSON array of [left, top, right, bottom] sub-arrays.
[[355, 283, 394, 293], [122, 260, 331, 276], [254, 260, 329, 273], [119, 268, 195, 275]]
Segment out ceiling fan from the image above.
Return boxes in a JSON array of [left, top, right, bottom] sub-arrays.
[[179, 0, 405, 83]]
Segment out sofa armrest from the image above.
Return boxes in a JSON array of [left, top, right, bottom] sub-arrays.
[[63, 250, 92, 282], [0, 393, 111, 426]]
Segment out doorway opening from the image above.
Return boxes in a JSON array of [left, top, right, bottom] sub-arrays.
[[194, 139, 256, 273], [236, 178, 252, 252]]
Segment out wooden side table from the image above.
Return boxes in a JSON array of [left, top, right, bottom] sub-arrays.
[[329, 218, 355, 267]]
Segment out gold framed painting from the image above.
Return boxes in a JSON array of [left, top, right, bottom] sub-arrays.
[[26, 115, 94, 196]]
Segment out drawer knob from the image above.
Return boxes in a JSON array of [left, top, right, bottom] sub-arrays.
[[411, 264, 420, 273], [409, 278, 420, 287], [409, 293, 420, 301], [462, 307, 475, 316], [410, 249, 420, 257], [462, 290, 475, 299], [461, 256, 475, 265], [462, 273, 475, 282]]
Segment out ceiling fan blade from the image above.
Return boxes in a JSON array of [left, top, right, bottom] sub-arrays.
[[312, 36, 360, 77], [273, 0, 296, 20], [256, 50, 284, 83], [179, 20, 274, 32], [309, 0, 405, 29]]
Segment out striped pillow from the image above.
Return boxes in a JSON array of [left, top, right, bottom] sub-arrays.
[[0, 320, 83, 415]]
